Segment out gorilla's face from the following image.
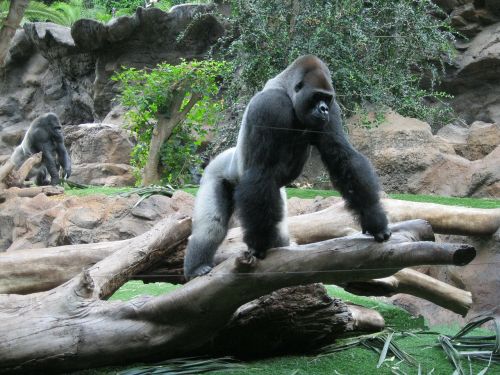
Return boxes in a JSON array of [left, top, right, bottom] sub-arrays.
[[43, 113, 64, 142], [292, 68, 334, 128]]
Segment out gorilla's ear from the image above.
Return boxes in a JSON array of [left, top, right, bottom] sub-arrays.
[[294, 81, 304, 92]]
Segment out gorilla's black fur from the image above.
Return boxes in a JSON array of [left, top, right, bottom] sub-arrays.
[[10, 113, 71, 186], [184, 55, 390, 279]]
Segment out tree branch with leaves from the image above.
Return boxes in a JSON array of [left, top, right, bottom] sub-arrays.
[[113, 60, 230, 186]]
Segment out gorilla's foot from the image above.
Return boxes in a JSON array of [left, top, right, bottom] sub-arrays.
[[373, 228, 392, 242], [249, 248, 266, 260], [235, 250, 258, 272], [187, 265, 213, 280]]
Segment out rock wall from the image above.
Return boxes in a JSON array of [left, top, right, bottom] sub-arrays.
[[438, 1, 500, 124]]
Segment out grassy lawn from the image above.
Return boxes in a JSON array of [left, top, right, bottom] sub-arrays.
[[107, 281, 498, 375], [65, 185, 500, 209]]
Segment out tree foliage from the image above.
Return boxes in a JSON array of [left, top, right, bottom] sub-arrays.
[[113, 59, 229, 186], [220, 0, 456, 128]]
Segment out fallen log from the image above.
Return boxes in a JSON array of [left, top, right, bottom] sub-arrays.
[[344, 268, 473, 316], [0, 219, 475, 373], [0, 152, 42, 189], [1, 199, 494, 300], [209, 283, 382, 358]]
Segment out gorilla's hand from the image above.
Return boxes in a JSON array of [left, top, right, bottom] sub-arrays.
[[63, 165, 72, 179], [360, 204, 391, 242]]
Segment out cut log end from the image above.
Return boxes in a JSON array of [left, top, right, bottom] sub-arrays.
[[453, 245, 476, 266]]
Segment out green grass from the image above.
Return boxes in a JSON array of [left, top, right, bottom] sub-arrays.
[[108, 281, 498, 375], [185, 187, 499, 209], [64, 185, 134, 197], [64, 185, 499, 209]]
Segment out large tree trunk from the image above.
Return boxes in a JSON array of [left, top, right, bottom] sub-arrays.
[[0, 0, 29, 66], [142, 93, 201, 185], [0, 218, 475, 373]]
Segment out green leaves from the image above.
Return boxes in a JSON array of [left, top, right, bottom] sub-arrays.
[[223, 0, 456, 126], [113, 60, 230, 186]]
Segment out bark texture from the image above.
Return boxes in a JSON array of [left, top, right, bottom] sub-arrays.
[[0, 0, 29, 66]]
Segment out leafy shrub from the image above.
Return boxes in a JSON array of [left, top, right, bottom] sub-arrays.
[[218, 0, 456, 129]]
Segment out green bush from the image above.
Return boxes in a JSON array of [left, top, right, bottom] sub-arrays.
[[219, 0, 456, 128]]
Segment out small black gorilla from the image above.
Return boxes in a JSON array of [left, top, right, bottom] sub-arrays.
[[184, 55, 391, 279], [10, 113, 71, 186]]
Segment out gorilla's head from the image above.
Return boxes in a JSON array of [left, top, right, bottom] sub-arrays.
[[289, 55, 335, 128], [40, 112, 64, 142]]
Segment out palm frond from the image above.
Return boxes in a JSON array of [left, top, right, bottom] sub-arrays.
[[317, 330, 417, 368], [438, 313, 499, 375], [118, 356, 244, 375], [23, 1, 69, 26]]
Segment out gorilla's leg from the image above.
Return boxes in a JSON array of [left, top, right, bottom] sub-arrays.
[[276, 187, 290, 247], [184, 177, 234, 279], [41, 143, 60, 185], [235, 170, 284, 259]]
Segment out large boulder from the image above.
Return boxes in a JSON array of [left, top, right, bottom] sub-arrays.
[[62, 123, 136, 186], [437, 121, 500, 160], [346, 112, 456, 193], [298, 111, 500, 197]]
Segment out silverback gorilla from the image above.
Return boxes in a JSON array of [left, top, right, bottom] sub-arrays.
[[184, 55, 391, 279], [10, 113, 71, 186]]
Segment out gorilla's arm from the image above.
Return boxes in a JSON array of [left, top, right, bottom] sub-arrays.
[[56, 141, 71, 178], [314, 102, 391, 242]]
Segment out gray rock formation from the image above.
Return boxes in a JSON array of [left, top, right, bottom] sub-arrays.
[[443, 22, 500, 125]]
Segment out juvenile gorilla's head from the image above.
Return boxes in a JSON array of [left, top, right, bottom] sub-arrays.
[[289, 56, 335, 128]]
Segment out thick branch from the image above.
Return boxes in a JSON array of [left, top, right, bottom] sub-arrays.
[[0, 160, 15, 184], [0, 215, 190, 295], [5, 152, 43, 187], [344, 268, 473, 316]]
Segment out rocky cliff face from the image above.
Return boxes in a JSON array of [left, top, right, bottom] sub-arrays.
[[0, 4, 224, 163], [0, 4, 224, 185], [438, 1, 500, 124]]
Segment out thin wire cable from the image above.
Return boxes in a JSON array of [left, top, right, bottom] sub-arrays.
[[247, 123, 500, 147]]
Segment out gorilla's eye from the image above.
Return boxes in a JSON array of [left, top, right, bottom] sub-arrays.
[[294, 81, 304, 92]]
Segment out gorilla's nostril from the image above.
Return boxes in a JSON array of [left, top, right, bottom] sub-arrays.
[[320, 105, 328, 113]]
